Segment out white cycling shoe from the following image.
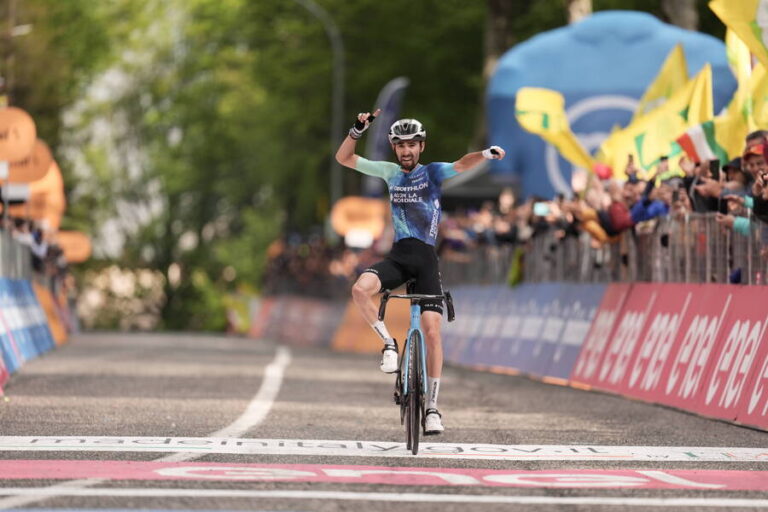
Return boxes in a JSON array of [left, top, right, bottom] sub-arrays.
[[424, 408, 444, 435], [379, 341, 398, 374]]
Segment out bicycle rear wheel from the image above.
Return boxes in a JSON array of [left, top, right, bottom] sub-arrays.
[[407, 330, 422, 455]]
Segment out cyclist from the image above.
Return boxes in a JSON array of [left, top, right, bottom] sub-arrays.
[[335, 110, 505, 434]]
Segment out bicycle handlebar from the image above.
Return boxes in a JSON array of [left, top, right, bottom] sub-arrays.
[[377, 289, 455, 323]]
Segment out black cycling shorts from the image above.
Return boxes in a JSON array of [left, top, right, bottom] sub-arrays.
[[362, 237, 444, 315]]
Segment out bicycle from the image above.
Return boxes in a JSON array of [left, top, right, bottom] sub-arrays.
[[377, 280, 455, 455]]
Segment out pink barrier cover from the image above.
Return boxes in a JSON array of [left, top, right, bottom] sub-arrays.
[[0, 356, 7, 392], [570, 283, 768, 430]]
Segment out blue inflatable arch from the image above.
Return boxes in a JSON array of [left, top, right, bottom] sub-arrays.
[[487, 10, 737, 199]]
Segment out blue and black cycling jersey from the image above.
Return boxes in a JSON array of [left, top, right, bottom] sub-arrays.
[[354, 157, 458, 246]]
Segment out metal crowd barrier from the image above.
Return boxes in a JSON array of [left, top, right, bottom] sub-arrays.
[[0, 231, 33, 280], [522, 213, 767, 285]]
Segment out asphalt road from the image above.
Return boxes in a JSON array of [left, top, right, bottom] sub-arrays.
[[1, 332, 768, 511]]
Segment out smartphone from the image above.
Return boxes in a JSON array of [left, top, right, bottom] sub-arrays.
[[533, 202, 550, 216], [672, 189, 680, 202], [709, 159, 721, 180]]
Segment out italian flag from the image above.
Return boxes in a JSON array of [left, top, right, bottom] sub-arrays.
[[676, 120, 729, 163]]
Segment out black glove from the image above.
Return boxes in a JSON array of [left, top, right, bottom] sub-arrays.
[[349, 113, 376, 140]]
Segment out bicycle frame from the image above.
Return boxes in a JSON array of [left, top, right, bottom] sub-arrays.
[[378, 287, 454, 398], [378, 285, 454, 454], [401, 301, 429, 397]]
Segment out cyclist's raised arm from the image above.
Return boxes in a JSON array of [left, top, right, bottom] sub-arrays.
[[335, 109, 381, 169], [453, 145, 506, 172]]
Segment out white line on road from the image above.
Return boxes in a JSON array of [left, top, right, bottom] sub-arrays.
[[158, 345, 292, 462], [0, 345, 292, 510], [0, 488, 767, 507], [2, 437, 767, 462]]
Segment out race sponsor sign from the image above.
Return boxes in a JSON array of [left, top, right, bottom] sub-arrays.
[[258, 296, 346, 348], [570, 284, 631, 386], [569, 283, 768, 430], [457, 285, 507, 368], [542, 283, 604, 379], [442, 285, 487, 365], [696, 286, 768, 427], [446, 283, 604, 380], [509, 283, 560, 375], [0, 278, 55, 377]]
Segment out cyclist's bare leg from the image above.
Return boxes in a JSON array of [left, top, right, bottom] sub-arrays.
[[351, 272, 381, 325], [422, 311, 443, 378], [353, 272, 398, 373]]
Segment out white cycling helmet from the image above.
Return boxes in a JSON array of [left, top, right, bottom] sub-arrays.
[[388, 118, 426, 143]]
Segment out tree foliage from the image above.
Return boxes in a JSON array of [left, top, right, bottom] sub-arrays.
[[7, 0, 728, 330]]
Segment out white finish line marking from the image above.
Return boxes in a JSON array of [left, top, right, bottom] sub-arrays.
[[0, 488, 768, 507], [1, 436, 768, 462], [0, 346, 292, 510]]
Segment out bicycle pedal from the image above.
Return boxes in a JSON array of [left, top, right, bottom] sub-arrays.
[[393, 391, 402, 405]]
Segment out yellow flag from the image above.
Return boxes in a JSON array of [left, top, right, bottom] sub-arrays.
[[632, 44, 688, 121], [751, 64, 768, 125], [726, 28, 753, 86], [710, 0, 768, 70], [515, 87, 596, 171], [600, 64, 713, 176]]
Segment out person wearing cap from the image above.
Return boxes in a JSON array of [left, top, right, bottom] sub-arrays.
[[335, 109, 505, 435], [742, 143, 767, 184], [718, 152, 768, 236]]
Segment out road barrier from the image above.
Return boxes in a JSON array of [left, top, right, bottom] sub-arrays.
[[0, 278, 57, 387], [254, 281, 768, 432], [0, 233, 73, 392], [249, 295, 347, 349], [571, 283, 768, 431]]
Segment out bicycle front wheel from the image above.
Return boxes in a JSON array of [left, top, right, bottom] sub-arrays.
[[407, 329, 422, 455]]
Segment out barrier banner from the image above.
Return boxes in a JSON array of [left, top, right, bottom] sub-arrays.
[[695, 286, 768, 428], [443, 283, 604, 380], [739, 290, 768, 428], [457, 285, 510, 368], [570, 284, 631, 386], [609, 284, 699, 402], [0, 279, 37, 360], [19, 280, 55, 355], [0, 278, 57, 380], [544, 283, 605, 379], [248, 297, 275, 339], [0, 306, 20, 374], [506, 283, 559, 374], [257, 296, 346, 349], [443, 285, 487, 365], [568, 284, 768, 431], [30, 282, 65, 347], [0, 351, 7, 391]]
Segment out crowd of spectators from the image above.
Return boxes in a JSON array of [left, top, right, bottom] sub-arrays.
[[261, 233, 381, 298], [441, 131, 768, 262], [263, 131, 768, 295]]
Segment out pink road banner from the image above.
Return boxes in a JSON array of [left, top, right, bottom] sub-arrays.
[[4, 460, 768, 490]]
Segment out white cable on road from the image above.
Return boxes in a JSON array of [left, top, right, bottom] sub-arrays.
[[0, 344, 292, 510]]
